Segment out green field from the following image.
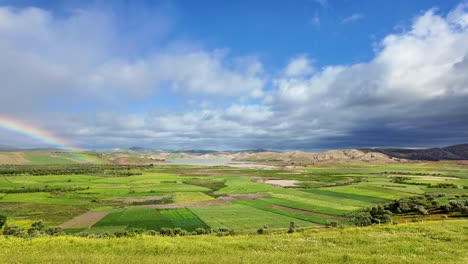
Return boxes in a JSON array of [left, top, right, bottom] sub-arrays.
[[0, 161, 467, 234], [0, 220, 466, 263], [190, 204, 314, 230], [93, 208, 209, 231]]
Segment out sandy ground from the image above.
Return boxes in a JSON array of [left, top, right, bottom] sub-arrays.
[[270, 204, 351, 221], [59, 212, 109, 228], [263, 179, 300, 187]]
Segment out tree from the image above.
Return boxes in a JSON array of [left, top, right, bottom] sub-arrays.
[[288, 222, 296, 233], [45, 227, 64, 236], [0, 214, 6, 229], [3, 225, 25, 237], [416, 205, 429, 215]]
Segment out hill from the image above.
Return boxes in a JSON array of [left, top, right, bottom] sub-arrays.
[[1, 144, 468, 165], [0, 220, 466, 263], [233, 149, 401, 164], [0, 144, 19, 152], [364, 144, 468, 161]]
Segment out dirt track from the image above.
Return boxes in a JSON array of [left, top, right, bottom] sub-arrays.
[[59, 212, 109, 228]]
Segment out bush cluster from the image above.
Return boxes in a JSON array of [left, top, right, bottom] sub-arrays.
[[1, 220, 64, 238]]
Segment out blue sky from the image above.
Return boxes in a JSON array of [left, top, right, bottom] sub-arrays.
[[0, 0, 467, 150]]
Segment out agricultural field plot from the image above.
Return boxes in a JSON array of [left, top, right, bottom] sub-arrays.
[[233, 199, 333, 225], [92, 208, 209, 231], [189, 204, 314, 230], [0, 162, 467, 234], [216, 177, 278, 194], [300, 189, 390, 203], [173, 192, 215, 204], [323, 184, 417, 201]]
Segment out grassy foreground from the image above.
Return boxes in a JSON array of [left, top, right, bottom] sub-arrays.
[[1, 220, 467, 264]]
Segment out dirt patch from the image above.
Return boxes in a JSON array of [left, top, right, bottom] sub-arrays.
[[270, 204, 351, 221], [109, 196, 170, 204], [60, 212, 109, 228], [0, 152, 28, 165], [263, 179, 300, 187]]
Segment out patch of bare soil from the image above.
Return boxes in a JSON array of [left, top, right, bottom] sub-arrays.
[[109, 196, 170, 204], [0, 152, 28, 164], [262, 179, 300, 187], [60, 212, 109, 228], [270, 204, 351, 221]]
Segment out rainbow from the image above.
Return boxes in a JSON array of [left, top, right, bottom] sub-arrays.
[[0, 114, 90, 162]]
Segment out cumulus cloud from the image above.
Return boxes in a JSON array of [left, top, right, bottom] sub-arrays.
[[0, 5, 265, 113], [264, 4, 468, 148], [283, 55, 315, 77], [1, 3, 468, 150], [91, 50, 264, 98]]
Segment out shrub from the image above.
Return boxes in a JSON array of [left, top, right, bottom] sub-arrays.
[[416, 205, 429, 215], [257, 226, 269, 235], [0, 214, 6, 229], [45, 227, 64, 236], [288, 222, 297, 233], [146, 230, 157, 236], [440, 204, 452, 213], [194, 228, 207, 235], [3, 225, 25, 237], [114, 230, 134, 237]]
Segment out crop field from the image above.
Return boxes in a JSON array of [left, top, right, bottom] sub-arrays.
[[93, 208, 209, 231], [189, 204, 314, 230], [0, 161, 467, 234]]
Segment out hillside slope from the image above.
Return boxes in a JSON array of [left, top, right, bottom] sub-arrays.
[[0, 220, 466, 264], [365, 144, 468, 161], [234, 149, 400, 164]]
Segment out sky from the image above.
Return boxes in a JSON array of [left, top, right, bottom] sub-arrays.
[[0, 0, 468, 151]]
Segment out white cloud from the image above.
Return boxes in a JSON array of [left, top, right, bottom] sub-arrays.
[[283, 55, 315, 77], [2, 3, 468, 150], [90, 49, 265, 98], [0, 5, 266, 113]]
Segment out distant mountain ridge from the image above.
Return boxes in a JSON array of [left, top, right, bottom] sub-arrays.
[[1, 144, 468, 165], [0, 144, 20, 151], [361, 144, 468, 161]]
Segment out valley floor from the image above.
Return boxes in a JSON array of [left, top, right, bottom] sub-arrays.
[[1, 220, 467, 264]]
